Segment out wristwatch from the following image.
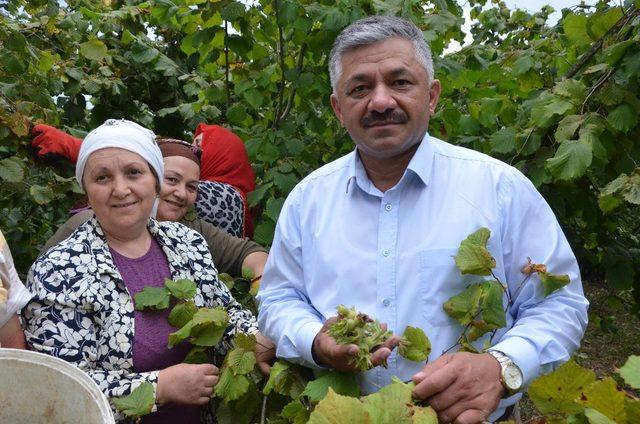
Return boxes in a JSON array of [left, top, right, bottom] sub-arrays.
[[487, 350, 523, 396]]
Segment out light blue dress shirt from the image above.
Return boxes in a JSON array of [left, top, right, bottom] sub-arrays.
[[257, 133, 588, 417]]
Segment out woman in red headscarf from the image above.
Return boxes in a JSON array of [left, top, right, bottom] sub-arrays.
[[31, 123, 257, 238]]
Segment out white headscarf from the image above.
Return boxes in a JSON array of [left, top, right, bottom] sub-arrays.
[[75, 119, 164, 216]]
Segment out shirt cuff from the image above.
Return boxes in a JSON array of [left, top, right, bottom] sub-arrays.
[[294, 321, 325, 369], [490, 336, 541, 387]]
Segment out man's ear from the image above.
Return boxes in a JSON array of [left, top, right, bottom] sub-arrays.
[[428, 79, 442, 115], [330, 93, 344, 125]]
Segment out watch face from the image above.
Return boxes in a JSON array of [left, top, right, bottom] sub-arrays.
[[504, 364, 523, 390]]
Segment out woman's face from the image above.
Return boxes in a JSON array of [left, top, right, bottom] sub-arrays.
[[83, 148, 158, 238], [157, 156, 200, 221]]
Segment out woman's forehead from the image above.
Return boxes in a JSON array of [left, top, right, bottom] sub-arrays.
[[86, 147, 147, 165]]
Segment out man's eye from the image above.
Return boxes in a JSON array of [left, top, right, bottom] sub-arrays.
[[394, 79, 411, 86], [349, 85, 368, 95]]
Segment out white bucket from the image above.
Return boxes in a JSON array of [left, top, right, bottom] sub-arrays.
[[0, 348, 115, 423]]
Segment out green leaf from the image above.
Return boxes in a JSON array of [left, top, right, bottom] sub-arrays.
[[398, 326, 431, 362], [604, 39, 634, 66], [540, 272, 571, 297], [302, 371, 360, 403], [131, 42, 160, 64], [626, 398, 640, 423], [184, 346, 208, 364], [308, 389, 370, 424], [443, 280, 506, 341], [281, 399, 310, 423], [190, 307, 229, 347], [528, 359, 596, 415], [243, 89, 263, 109], [263, 360, 305, 398], [454, 227, 495, 276], [266, 197, 285, 221], [584, 408, 617, 424], [164, 278, 197, 300], [29, 185, 55, 205], [79, 39, 109, 62], [218, 273, 235, 290], [134, 287, 170, 310], [215, 366, 250, 402], [247, 183, 272, 207], [227, 347, 256, 375], [490, 127, 516, 154], [0, 157, 24, 183], [555, 114, 583, 141], [112, 382, 154, 418], [234, 332, 256, 350], [168, 301, 197, 328], [607, 104, 637, 133], [226, 104, 249, 125], [546, 140, 592, 181], [563, 13, 590, 46], [554, 79, 586, 102], [588, 8, 623, 40], [168, 320, 194, 348], [512, 55, 533, 76], [618, 355, 640, 389], [579, 377, 626, 423], [362, 378, 413, 424]]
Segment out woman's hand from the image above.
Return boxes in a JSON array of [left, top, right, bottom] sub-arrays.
[[255, 332, 276, 375], [156, 363, 219, 406]]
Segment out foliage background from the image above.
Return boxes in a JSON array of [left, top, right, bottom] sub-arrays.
[[1, 0, 639, 313]]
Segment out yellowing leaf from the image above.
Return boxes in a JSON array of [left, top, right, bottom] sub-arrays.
[[540, 272, 571, 297], [308, 389, 371, 424], [362, 379, 413, 424], [79, 39, 109, 62], [411, 406, 438, 424], [398, 326, 431, 362], [227, 347, 256, 375], [579, 377, 626, 423], [302, 371, 360, 403], [134, 287, 170, 310], [112, 382, 154, 418], [215, 366, 250, 402], [528, 359, 596, 416], [619, 355, 640, 389], [584, 408, 617, 424]]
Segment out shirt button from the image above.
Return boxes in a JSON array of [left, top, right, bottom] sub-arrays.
[[382, 299, 391, 307], [385, 203, 392, 211], [382, 249, 390, 257]]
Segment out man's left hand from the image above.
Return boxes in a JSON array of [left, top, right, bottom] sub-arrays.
[[411, 352, 505, 424]]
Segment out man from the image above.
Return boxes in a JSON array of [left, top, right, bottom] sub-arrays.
[[257, 16, 588, 423]]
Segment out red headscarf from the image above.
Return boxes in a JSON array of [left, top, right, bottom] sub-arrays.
[[194, 124, 256, 237]]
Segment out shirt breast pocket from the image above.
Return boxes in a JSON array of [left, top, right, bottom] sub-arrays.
[[419, 248, 473, 328]]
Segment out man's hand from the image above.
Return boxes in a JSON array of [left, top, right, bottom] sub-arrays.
[[156, 363, 219, 406], [31, 124, 82, 163], [312, 316, 400, 372], [412, 352, 504, 424], [255, 332, 276, 375]]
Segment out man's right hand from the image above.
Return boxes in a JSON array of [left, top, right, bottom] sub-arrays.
[[311, 316, 400, 372], [31, 124, 82, 163]]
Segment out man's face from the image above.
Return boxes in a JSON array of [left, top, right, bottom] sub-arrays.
[[330, 38, 441, 160]]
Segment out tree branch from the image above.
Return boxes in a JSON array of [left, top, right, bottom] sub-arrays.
[[278, 43, 307, 125], [224, 21, 231, 111], [272, 0, 286, 130]]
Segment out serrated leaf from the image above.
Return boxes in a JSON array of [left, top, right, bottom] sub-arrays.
[[528, 359, 596, 415], [398, 326, 431, 362], [218, 273, 235, 290], [29, 184, 55, 205], [131, 42, 159, 64], [563, 13, 590, 46], [443, 280, 506, 341], [362, 379, 413, 424], [585, 408, 617, 424], [266, 197, 285, 221], [604, 39, 634, 66], [282, 399, 310, 422], [234, 332, 256, 350], [168, 320, 194, 348], [184, 346, 208, 364], [134, 287, 170, 310], [490, 127, 516, 154], [263, 360, 305, 398], [512, 55, 533, 76], [215, 366, 250, 402], [112, 382, 154, 418], [0, 157, 24, 183], [190, 308, 228, 347], [411, 406, 438, 423], [454, 228, 495, 276], [168, 301, 197, 328], [540, 272, 571, 297], [607, 104, 637, 133], [546, 140, 592, 181], [555, 115, 583, 141], [618, 355, 640, 389], [227, 347, 256, 375], [308, 389, 370, 424], [302, 371, 359, 402], [79, 39, 109, 62], [588, 8, 623, 40], [247, 183, 272, 207], [164, 278, 197, 300], [244, 89, 263, 109], [226, 103, 249, 125], [579, 377, 626, 423], [625, 398, 640, 423]]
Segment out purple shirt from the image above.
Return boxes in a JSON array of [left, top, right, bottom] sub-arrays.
[[111, 238, 200, 423]]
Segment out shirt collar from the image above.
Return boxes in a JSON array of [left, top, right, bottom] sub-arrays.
[[346, 132, 435, 194]]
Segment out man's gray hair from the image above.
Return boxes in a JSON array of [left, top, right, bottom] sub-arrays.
[[328, 16, 434, 93]]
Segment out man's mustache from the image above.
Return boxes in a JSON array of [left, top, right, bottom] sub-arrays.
[[361, 110, 408, 127]]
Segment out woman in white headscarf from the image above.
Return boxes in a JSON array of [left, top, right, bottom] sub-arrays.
[[22, 120, 272, 423]]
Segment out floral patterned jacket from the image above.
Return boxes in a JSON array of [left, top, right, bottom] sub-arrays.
[[23, 217, 257, 422]]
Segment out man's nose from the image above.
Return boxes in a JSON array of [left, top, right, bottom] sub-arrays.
[[368, 84, 397, 113]]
